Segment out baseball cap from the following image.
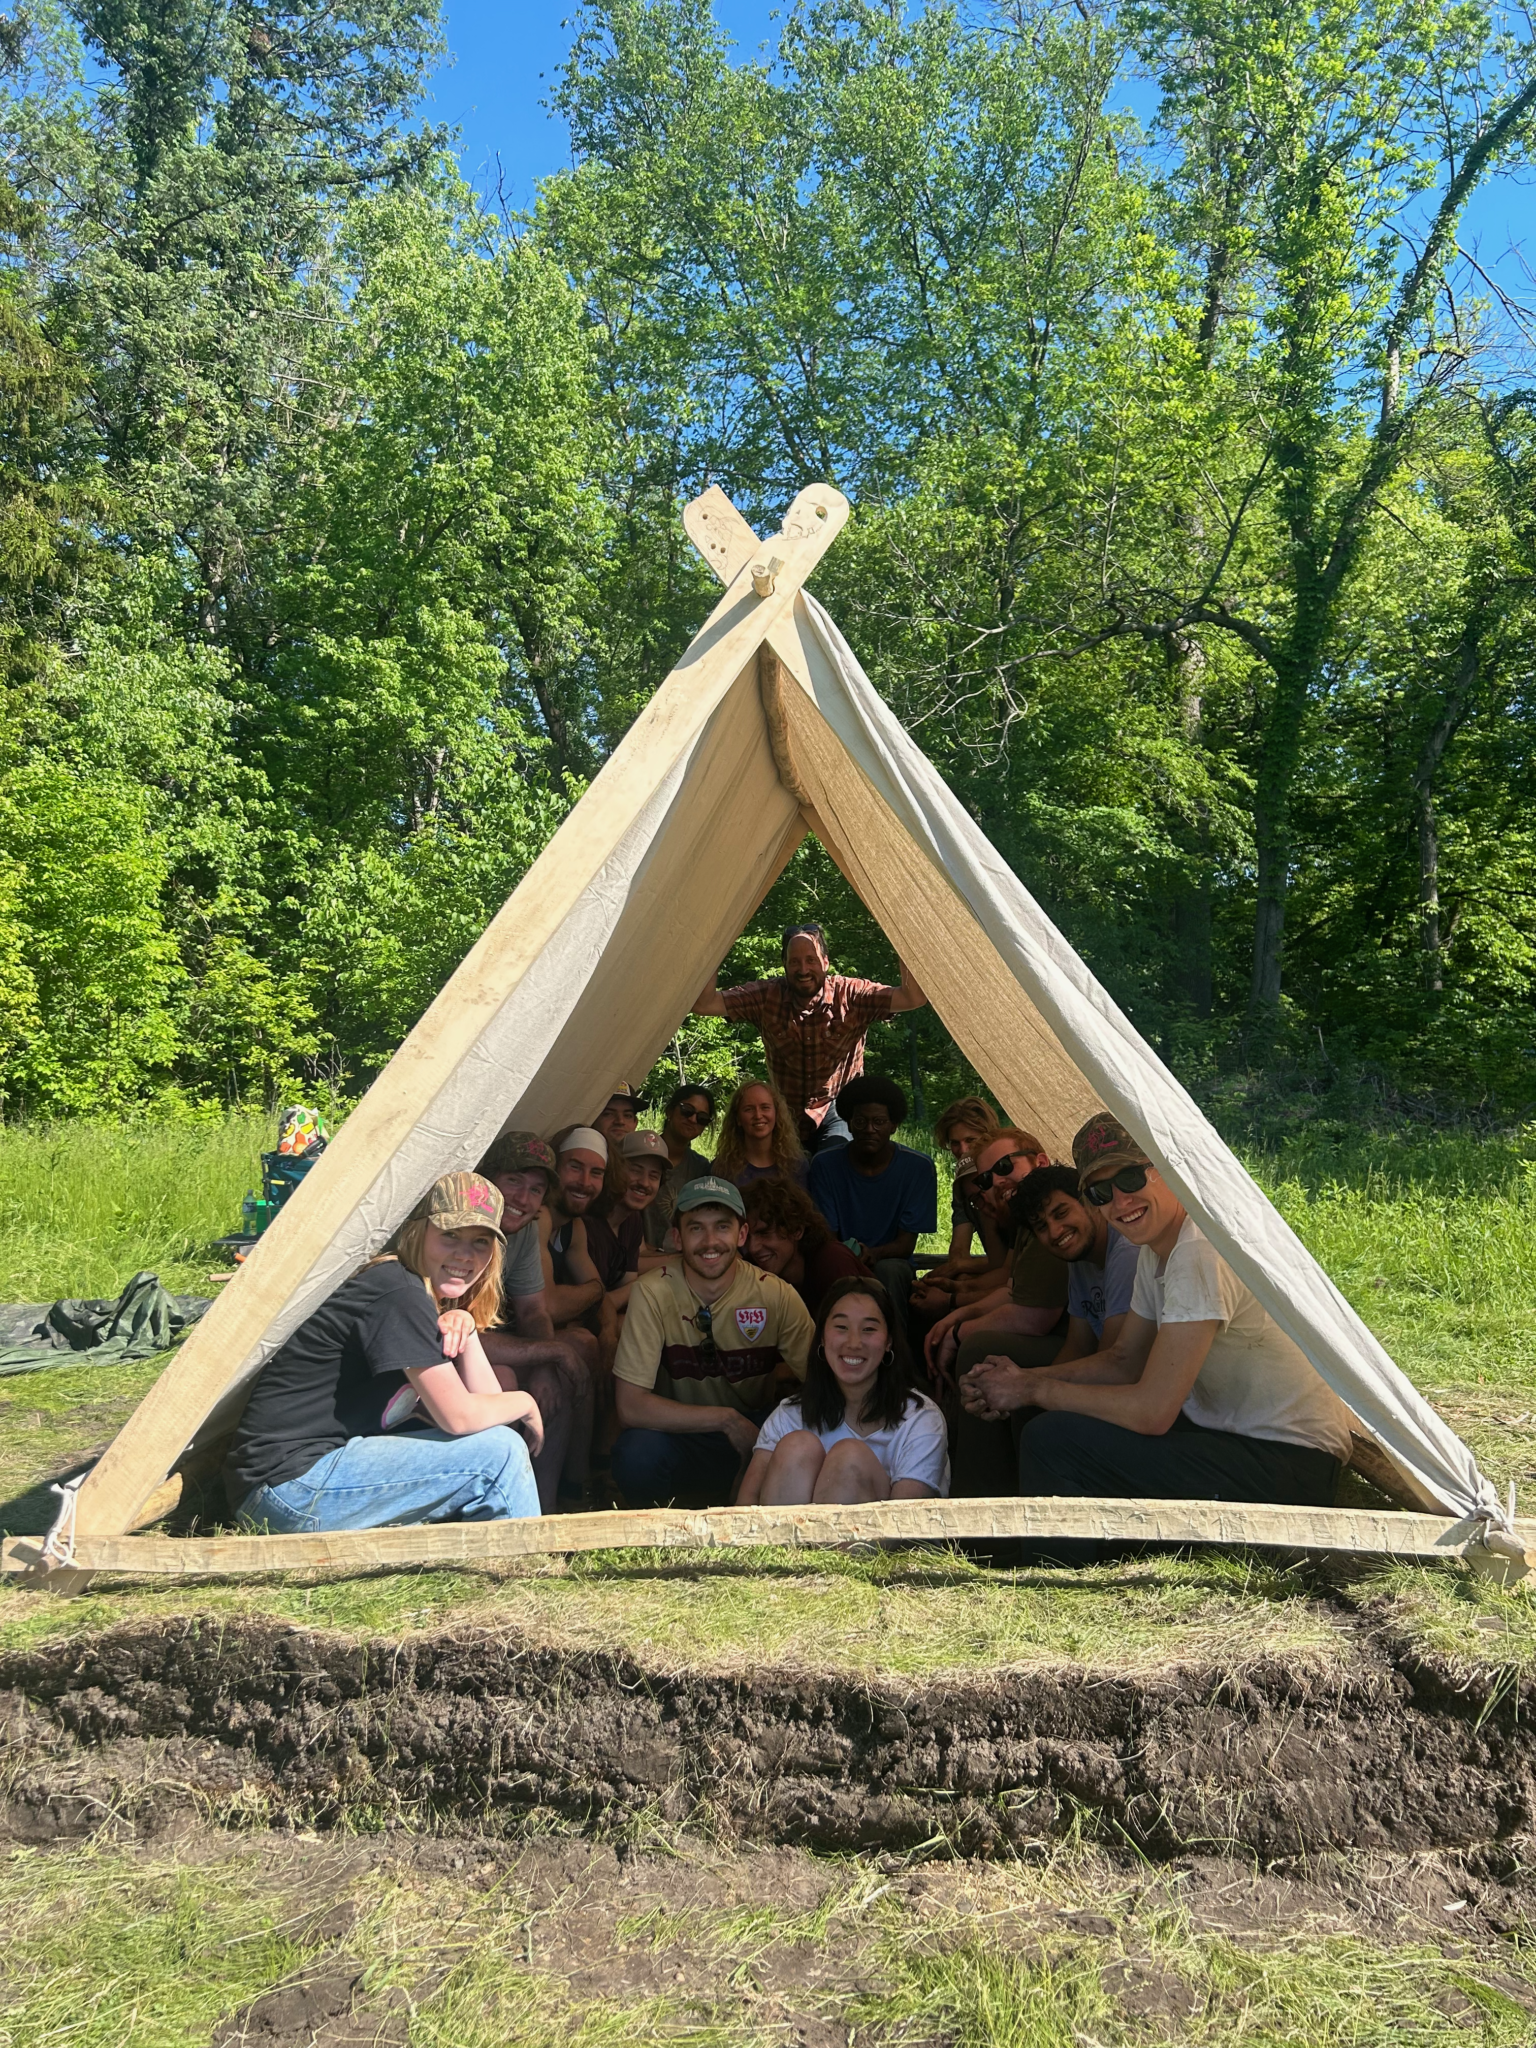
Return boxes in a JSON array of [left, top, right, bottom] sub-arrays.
[[1072, 1112, 1151, 1190], [602, 1083, 646, 1109], [621, 1130, 670, 1162], [954, 1152, 978, 1179], [558, 1126, 608, 1160], [412, 1171, 506, 1241], [675, 1175, 746, 1218], [479, 1130, 557, 1182]]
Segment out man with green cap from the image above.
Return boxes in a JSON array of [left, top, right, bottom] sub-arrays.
[[612, 1176, 814, 1507]]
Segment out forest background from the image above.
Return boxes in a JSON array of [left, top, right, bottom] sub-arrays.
[[1, 0, 1534, 1142]]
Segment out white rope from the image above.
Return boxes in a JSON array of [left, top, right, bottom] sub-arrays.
[[40, 1472, 87, 1571]]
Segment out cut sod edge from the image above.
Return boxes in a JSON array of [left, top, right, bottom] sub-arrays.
[[4, 1611, 1536, 1865], [4, 1495, 1533, 1586]]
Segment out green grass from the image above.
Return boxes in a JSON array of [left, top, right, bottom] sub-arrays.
[[0, 1545, 1351, 1673], [0, 1115, 271, 1301], [0, 1842, 311, 2047]]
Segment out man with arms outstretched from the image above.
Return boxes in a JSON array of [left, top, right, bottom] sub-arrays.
[[692, 923, 926, 1150], [611, 1177, 814, 1508], [1005, 1114, 1354, 1505]]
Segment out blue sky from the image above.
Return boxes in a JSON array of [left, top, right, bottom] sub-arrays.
[[428, 0, 1530, 312]]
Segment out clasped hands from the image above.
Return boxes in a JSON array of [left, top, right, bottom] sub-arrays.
[[957, 1354, 1053, 1422]]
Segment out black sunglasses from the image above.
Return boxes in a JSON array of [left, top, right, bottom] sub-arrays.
[[1083, 1164, 1150, 1207], [974, 1149, 1028, 1192], [693, 1303, 719, 1364], [673, 1101, 711, 1124]]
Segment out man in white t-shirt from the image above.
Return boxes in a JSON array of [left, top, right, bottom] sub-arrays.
[[1012, 1114, 1355, 1504]]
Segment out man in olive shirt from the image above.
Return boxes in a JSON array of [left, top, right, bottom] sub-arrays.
[[612, 1177, 814, 1507]]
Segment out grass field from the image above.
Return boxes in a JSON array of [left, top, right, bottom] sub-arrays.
[[4, 1119, 1536, 2046]]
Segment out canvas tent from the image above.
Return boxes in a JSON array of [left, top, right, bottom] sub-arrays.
[[7, 482, 1526, 1586]]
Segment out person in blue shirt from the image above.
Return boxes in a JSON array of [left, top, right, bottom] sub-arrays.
[[808, 1075, 937, 1337]]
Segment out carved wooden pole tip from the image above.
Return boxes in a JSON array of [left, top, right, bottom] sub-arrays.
[[751, 552, 786, 597]]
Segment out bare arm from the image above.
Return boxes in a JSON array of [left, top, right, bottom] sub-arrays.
[[890, 1478, 939, 1499], [735, 1448, 772, 1506], [1051, 1307, 1128, 1369], [614, 1376, 759, 1456], [691, 969, 728, 1018], [864, 1229, 918, 1264], [407, 1359, 545, 1454], [511, 1291, 556, 1341], [888, 961, 927, 1015], [540, 1213, 603, 1326], [1030, 1315, 1216, 1434]]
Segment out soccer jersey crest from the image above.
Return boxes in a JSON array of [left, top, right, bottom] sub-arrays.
[[735, 1305, 768, 1342]]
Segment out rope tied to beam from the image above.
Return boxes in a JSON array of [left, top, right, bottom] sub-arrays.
[[40, 1471, 87, 1571]]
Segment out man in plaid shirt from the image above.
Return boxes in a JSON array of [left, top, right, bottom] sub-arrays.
[[692, 924, 927, 1150]]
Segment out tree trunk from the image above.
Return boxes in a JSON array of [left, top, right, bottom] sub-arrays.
[[1248, 644, 1314, 1015], [1411, 624, 1480, 995]]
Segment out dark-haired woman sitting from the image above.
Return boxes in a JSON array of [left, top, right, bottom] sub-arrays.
[[735, 1276, 949, 1505]]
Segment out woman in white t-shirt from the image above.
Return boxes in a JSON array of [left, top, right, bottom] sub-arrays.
[[736, 1277, 950, 1505]]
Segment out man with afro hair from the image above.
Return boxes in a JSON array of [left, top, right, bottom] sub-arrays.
[[808, 1074, 937, 1334]]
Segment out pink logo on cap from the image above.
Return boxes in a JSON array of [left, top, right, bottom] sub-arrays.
[[466, 1182, 497, 1216]]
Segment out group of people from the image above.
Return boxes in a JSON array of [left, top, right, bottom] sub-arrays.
[[226, 923, 1354, 1540]]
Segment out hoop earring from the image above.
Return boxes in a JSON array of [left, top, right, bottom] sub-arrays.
[[881, 1347, 894, 1367]]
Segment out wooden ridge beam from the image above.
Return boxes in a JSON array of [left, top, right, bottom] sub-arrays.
[[4, 1497, 1531, 1583]]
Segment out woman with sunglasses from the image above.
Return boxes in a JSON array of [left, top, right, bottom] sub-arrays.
[[641, 1083, 719, 1253], [737, 1277, 948, 1506]]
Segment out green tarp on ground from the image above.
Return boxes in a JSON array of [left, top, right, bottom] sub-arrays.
[[0, 1272, 212, 1376]]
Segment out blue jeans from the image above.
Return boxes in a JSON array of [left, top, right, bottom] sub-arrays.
[[611, 1428, 744, 1509], [236, 1427, 541, 1533]]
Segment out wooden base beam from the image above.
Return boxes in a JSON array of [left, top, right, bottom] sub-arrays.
[[3, 1497, 1531, 1585]]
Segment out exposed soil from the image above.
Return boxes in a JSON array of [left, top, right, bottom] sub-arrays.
[[13, 1820, 1536, 2048], [2, 1611, 1535, 1865]]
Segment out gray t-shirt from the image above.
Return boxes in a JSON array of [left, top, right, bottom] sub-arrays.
[[501, 1220, 544, 1299], [1065, 1225, 1139, 1337]]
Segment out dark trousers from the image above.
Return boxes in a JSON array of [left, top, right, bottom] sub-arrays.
[[1016, 1410, 1340, 1506], [801, 1109, 851, 1153], [951, 1330, 1065, 1496], [611, 1427, 743, 1509]]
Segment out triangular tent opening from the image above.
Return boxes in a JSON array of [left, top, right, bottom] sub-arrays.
[[53, 483, 1502, 1555]]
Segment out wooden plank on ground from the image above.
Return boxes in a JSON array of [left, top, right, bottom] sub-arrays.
[[4, 1497, 1530, 1581]]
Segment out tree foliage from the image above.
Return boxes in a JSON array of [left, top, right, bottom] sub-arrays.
[[0, 0, 1532, 1120]]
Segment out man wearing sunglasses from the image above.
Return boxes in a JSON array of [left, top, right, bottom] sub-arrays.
[[612, 1176, 814, 1508], [1002, 1114, 1354, 1506], [924, 1130, 1060, 1386], [691, 924, 926, 1151]]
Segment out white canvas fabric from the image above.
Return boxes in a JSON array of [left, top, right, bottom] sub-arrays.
[[794, 592, 1499, 1523]]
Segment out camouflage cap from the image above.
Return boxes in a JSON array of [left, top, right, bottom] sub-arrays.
[[1072, 1112, 1151, 1191], [478, 1130, 557, 1183], [413, 1170, 506, 1241]]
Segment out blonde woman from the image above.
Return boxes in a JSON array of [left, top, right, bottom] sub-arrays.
[[712, 1078, 810, 1191], [226, 1173, 543, 1533]]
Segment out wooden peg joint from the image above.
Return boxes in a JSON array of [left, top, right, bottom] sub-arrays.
[[751, 553, 786, 598]]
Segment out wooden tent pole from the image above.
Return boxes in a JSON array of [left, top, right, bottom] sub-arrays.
[[4, 1495, 1530, 1582]]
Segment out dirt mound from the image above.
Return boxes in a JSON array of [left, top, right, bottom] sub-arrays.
[[1, 1613, 1532, 1862]]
